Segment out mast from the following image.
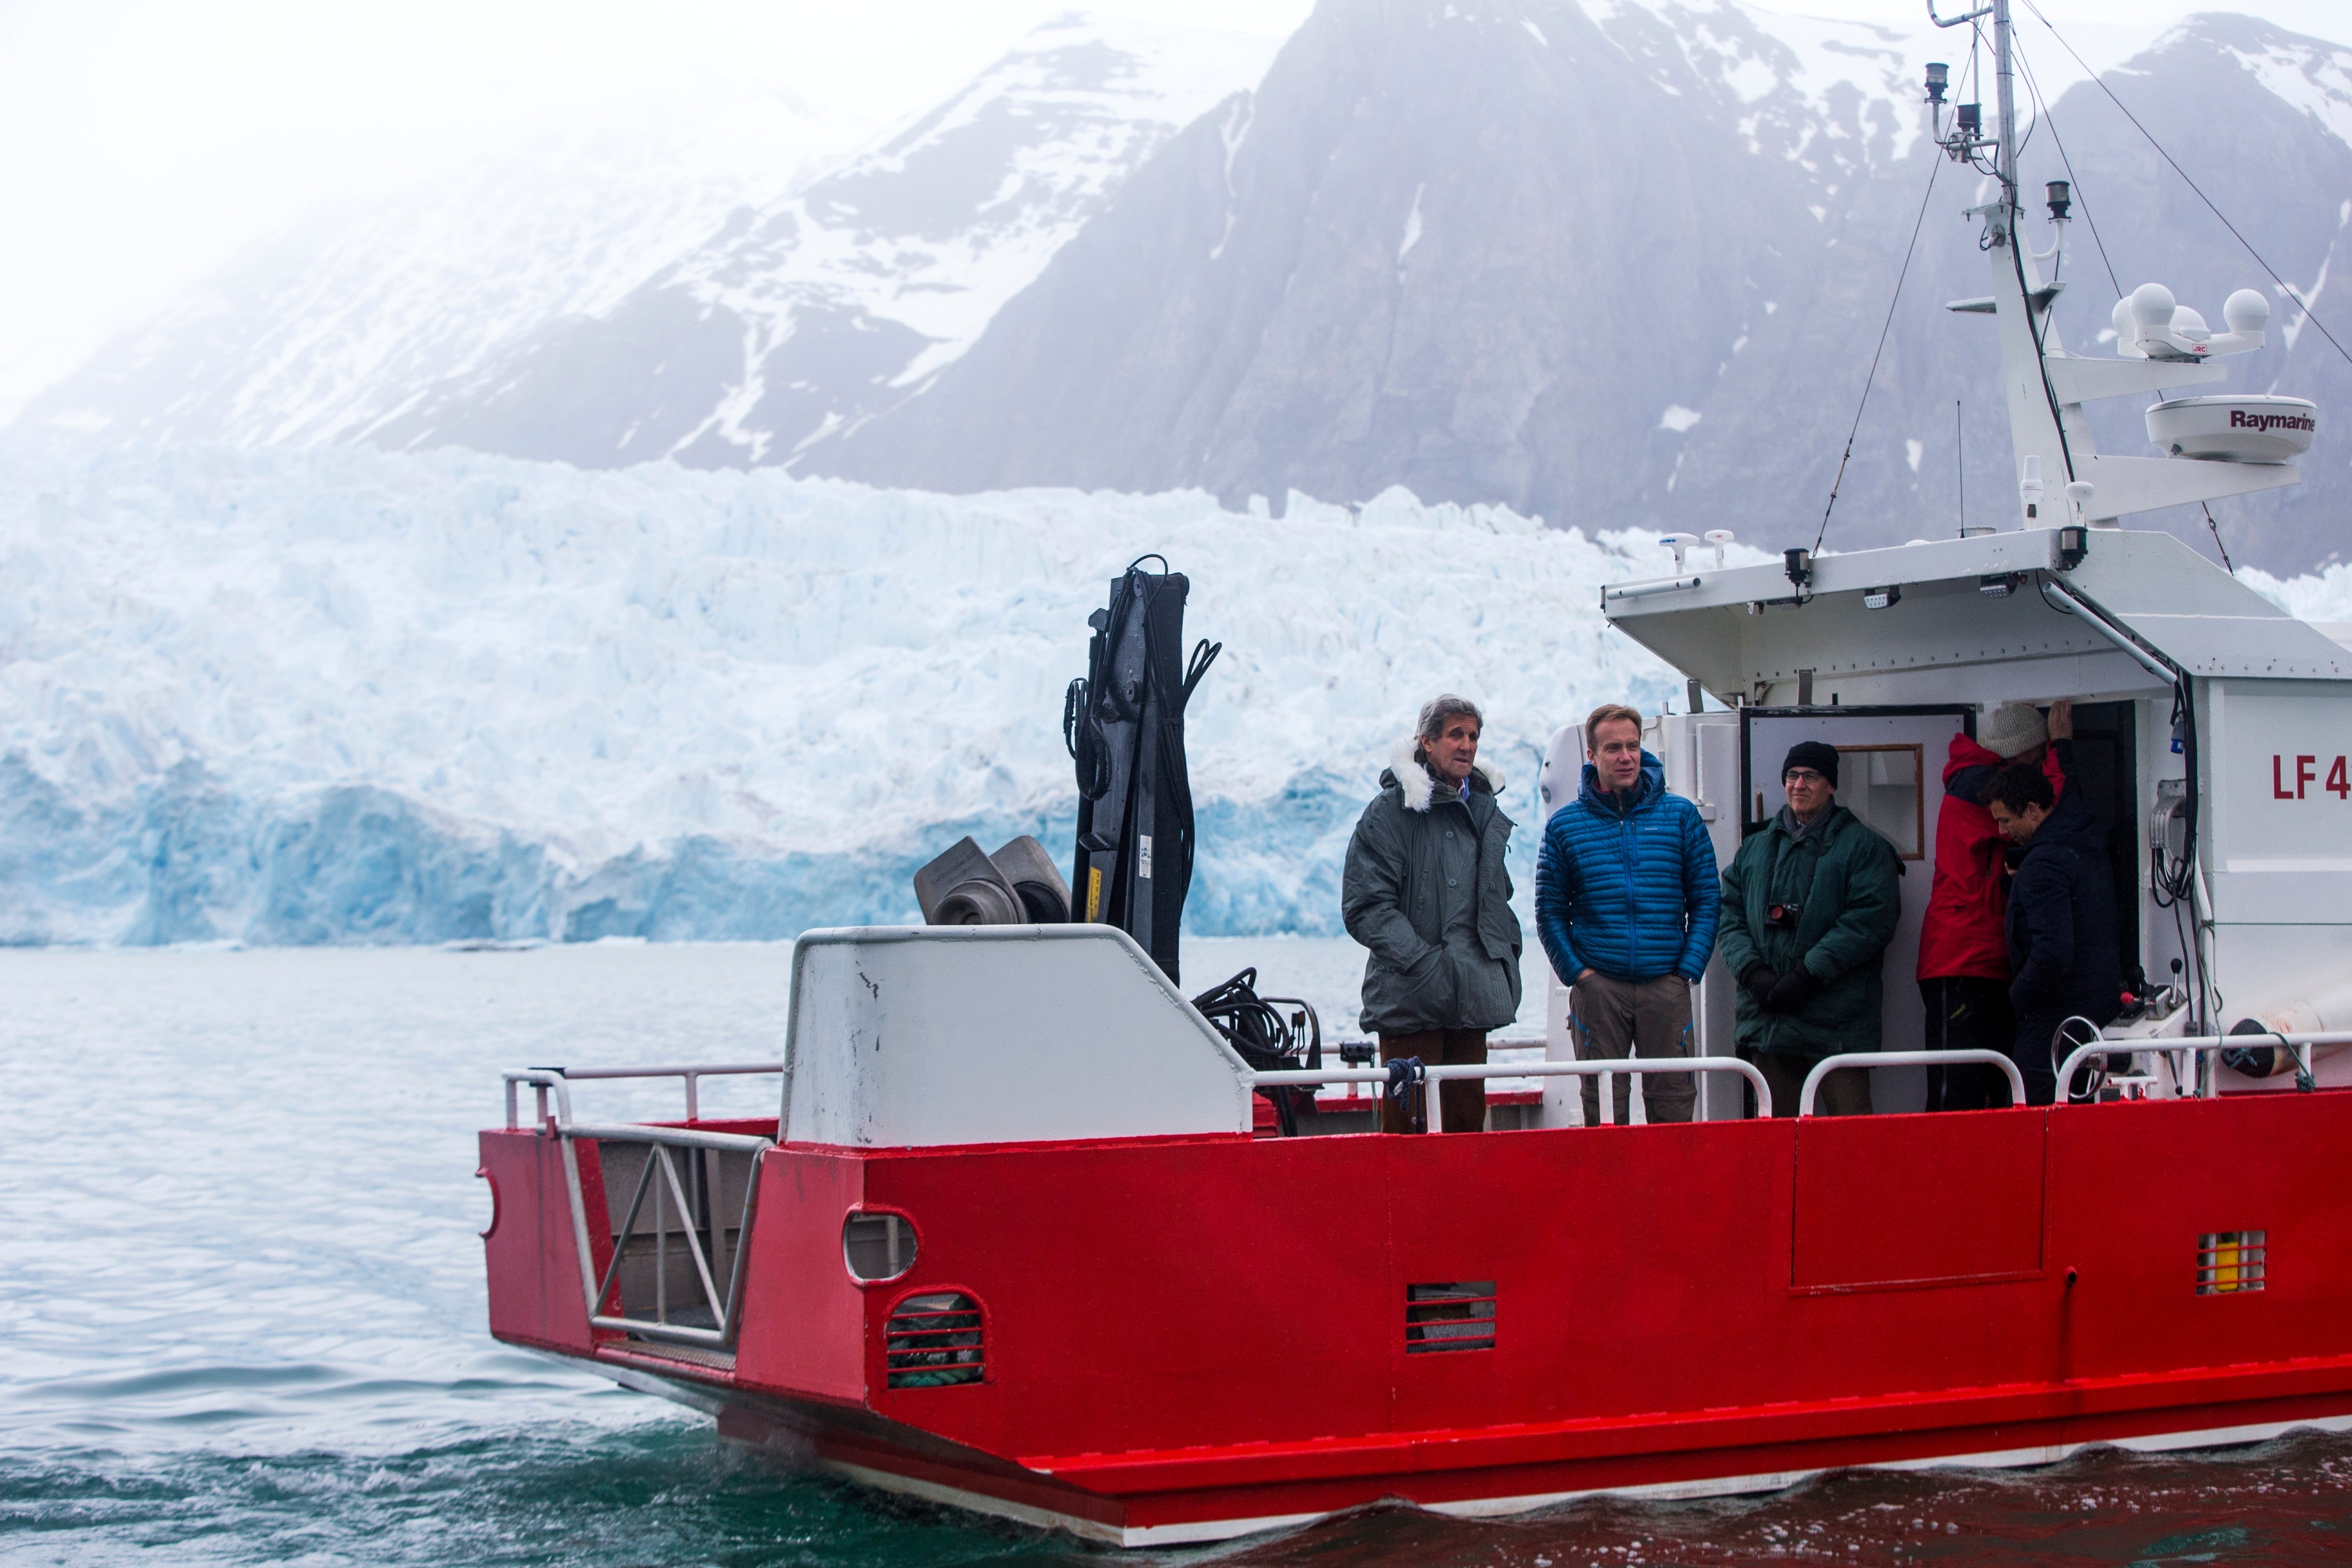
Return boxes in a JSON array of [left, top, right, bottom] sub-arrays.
[[1921, 0, 2305, 528]]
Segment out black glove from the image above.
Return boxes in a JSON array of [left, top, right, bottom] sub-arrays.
[[1766, 966, 1818, 1014], [1740, 961, 1776, 1010]]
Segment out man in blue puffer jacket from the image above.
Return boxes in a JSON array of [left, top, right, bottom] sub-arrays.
[[1536, 703, 1720, 1124]]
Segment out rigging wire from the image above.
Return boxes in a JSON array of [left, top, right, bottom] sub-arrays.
[[2011, 41, 2123, 299], [2018, 0, 2352, 368], [2201, 501, 2236, 574], [1813, 152, 1942, 555]]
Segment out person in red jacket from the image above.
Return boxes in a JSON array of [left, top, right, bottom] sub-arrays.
[[1917, 699, 2071, 1109]]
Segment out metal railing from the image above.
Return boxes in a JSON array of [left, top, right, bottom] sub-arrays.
[[1799, 1050, 2023, 1116], [502, 1067, 779, 1350], [505, 1061, 784, 1128], [2056, 1029, 2352, 1104], [1247, 1057, 1773, 1128]]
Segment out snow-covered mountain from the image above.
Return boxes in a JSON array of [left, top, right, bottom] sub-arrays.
[[12, 90, 872, 450], [802, 1, 2352, 569], [15, 5, 2347, 571], [0, 446, 1715, 946], [10, 13, 1283, 473]]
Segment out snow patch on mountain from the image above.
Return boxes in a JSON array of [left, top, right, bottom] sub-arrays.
[[648, 15, 1284, 463], [2218, 33, 2352, 149]]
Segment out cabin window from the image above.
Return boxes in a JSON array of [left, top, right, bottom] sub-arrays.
[[1405, 1281, 1497, 1353], [2196, 1231, 2266, 1294], [843, 1211, 918, 1283], [1837, 744, 1925, 859], [885, 1291, 985, 1386]]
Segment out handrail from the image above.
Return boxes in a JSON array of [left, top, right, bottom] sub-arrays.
[[504, 1068, 574, 1129], [1800, 1051, 2023, 1116], [2055, 1029, 2352, 1103], [1246, 1056, 1772, 1127], [566, 1123, 775, 1154], [510, 1061, 783, 1122], [497, 1065, 775, 1350]]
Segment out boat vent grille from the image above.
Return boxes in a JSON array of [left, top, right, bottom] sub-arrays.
[[2196, 1231, 2266, 1295], [885, 1292, 985, 1387], [1405, 1281, 1496, 1353]]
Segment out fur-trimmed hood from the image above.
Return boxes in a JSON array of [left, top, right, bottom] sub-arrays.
[[1381, 734, 1507, 813]]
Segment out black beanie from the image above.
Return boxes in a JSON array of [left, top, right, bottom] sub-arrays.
[[1783, 740, 1840, 786]]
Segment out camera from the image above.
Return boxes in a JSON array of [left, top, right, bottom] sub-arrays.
[[1767, 902, 1803, 929]]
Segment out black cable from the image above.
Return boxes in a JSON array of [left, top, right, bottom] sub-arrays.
[[1955, 399, 1966, 531], [2201, 501, 2235, 574], [2010, 191, 2076, 483], [1813, 152, 1941, 554], [2013, 40, 2122, 299], [2019, 0, 2352, 368]]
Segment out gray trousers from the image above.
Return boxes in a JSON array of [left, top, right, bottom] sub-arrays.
[[1569, 972, 1694, 1125]]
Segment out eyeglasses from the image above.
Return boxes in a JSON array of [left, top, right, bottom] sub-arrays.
[[1784, 769, 1829, 785]]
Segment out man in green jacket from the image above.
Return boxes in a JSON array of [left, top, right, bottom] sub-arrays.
[[1341, 695, 1523, 1133], [1716, 741, 1902, 1117]]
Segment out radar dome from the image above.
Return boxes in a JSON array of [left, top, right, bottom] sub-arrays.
[[2131, 282, 2177, 332], [2224, 289, 2269, 334]]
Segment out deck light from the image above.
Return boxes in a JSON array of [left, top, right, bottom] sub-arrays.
[[1979, 573, 2016, 599], [2046, 180, 2072, 221], [1863, 585, 1901, 610], [1925, 62, 1948, 104]]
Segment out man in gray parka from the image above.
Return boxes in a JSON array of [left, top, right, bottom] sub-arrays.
[[1342, 695, 1524, 1132]]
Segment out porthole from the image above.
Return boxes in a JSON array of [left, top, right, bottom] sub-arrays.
[[843, 1210, 918, 1283]]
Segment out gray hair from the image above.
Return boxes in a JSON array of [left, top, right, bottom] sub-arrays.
[[1417, 694, 1484, 740]]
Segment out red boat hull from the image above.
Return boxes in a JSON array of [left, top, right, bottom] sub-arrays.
[[480, 1090, 2352, 1544]]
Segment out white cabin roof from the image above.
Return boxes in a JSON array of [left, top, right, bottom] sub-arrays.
[[1604, 527, 2352, 696]]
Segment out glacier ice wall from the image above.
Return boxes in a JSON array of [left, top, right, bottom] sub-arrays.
[[0, 446, 1729, 946]]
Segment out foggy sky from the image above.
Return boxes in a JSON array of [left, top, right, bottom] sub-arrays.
[[0, 0, 2341, 421]]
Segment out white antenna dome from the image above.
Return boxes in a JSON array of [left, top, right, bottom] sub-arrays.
[[2111, 296, 2141, 357], [2131, 282, 2176, 333], [2224, 289, 2270, 335], [2171, 305, 2210, 340]]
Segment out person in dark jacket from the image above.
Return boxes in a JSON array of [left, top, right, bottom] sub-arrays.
[[1717, 741, 1903, 1117], [1917, 700, 2072, 1110], [1342, 695, 1523, 1133], [1535, 703, 1719, 1126], [1988, 755, 2121, 1105]]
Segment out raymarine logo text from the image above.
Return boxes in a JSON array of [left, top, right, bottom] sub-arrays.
[[2231, 410, 2316, 433]]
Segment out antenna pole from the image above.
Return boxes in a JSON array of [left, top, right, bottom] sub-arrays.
[[1993, 0, 2017, 196]]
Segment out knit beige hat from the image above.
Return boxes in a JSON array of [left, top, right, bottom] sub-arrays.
[[1982, 701, 2048, 759]]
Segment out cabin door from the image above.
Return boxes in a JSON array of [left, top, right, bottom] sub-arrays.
[[1740, 706, 1972, 1114]]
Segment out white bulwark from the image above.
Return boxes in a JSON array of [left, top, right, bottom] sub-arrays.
[[783, 925, 1254, 1147]]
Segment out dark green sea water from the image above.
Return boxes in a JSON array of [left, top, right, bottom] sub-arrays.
[[5, 944, 2348, 1566]]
